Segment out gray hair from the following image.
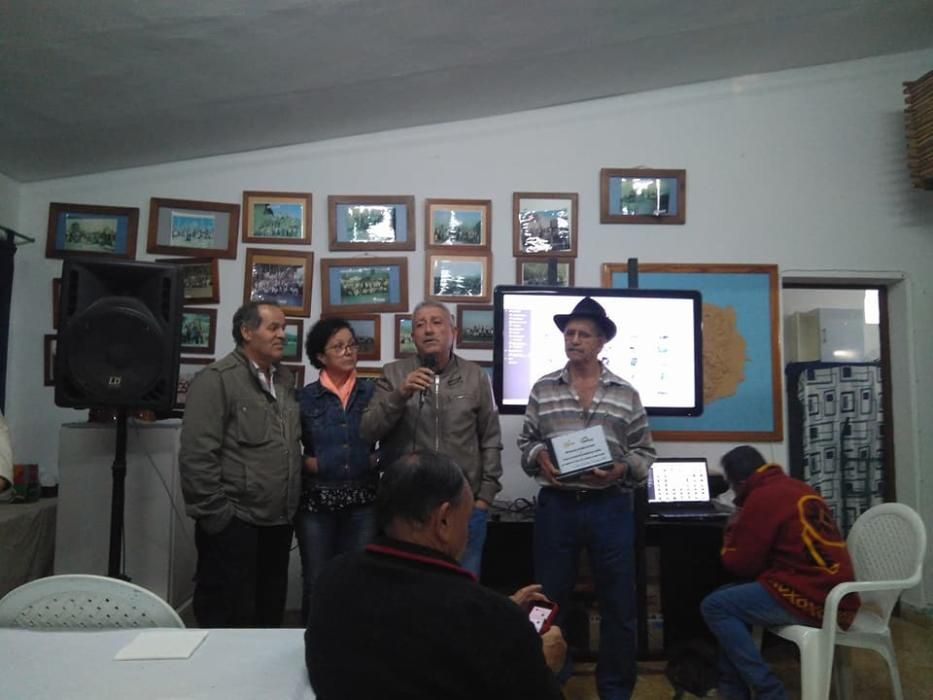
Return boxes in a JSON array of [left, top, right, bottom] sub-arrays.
[[412, 300, 454, 326], [231, 300, 280, 346]]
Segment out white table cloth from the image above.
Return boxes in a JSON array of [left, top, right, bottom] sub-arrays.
[[0, 627, 313, 699]]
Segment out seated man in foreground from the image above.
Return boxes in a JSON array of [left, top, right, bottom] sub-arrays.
[[305, 451, 566, 700], [701, 445, 860, 700]]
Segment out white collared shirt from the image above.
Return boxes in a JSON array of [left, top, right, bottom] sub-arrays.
[[250, 361, 278, 400]]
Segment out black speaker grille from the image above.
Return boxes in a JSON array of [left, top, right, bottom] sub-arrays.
[[62, 299, 164, 403], [55, 258, 183, 410]]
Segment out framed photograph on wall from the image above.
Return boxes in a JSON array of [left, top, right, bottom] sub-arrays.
[[157, 257, 220, 305], [43, 334, 57, 387], [175, 357, 213, 409], [242, 191, 311, 244], [179, 308, 217, 355], [475, 359, 494, 382], [46, 202, 139, 260], [426, 253, 492, 304], [282, 363, 306, 390], [243, 248, 314, 317], [320, 257, 408, 314], [147, 197, 240, 259], [282, 318, 304, 363], [515, 257, 575, 287], [512, 192, 578, 257], [321, 314, 381, 362], [356, 366, 384, 380], [456, 304, 494, 349], [394, 314, 415, 358], [424, 198, 491, 251], [328, 195, 415, 251], [600, 168, 686, 224], [603, 262, 781, 441]]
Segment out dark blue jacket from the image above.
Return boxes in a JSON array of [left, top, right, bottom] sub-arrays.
[[298, 377, 377, 484]]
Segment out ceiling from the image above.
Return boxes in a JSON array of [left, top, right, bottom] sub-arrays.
[[2, 0, 931, 182]]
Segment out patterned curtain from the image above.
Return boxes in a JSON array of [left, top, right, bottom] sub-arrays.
[[786, 362, 884, 534]]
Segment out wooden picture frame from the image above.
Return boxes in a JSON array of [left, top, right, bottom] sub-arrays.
[[320, 256, 409, 314], [515, 257, 575, 287], [456, 304, 494, 349], [243, 248, 314, 317], [600, 168, 686, 225], [180, 307, 217, 355], [356, 365, 384, 380], [512, 192, 578, 257], [242, 191, 311, 245], [426, 253, 492, 304], [175, 357, 213, 409], [46, 202, 139, 260], [282, 318, 304, 363], [394, 314, 415, 358], [603, 262, 781, 441], [282, 363, 306, 390], [328, 195, 415, 251], [43, 334, 57, 387], [321, 314, 381, 362], [424, 198, 491, 251], [475, 359, 494, 382], [156, 257, 220, 305], [147, 197, 240, 259], [52, 278, 61, 330]]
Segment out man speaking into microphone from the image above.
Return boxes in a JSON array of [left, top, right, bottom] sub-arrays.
[[361, 300, 502, 576]]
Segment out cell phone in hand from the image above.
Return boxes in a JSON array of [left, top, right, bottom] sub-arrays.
[[527, 600, 558, 635]]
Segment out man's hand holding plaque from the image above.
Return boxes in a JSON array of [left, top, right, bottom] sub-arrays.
[[546, 425, 615, 481]]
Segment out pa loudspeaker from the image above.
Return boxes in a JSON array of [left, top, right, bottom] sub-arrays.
[[55, 258, 184, 410]]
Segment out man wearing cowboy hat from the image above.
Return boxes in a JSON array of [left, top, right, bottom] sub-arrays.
[[518, 296, 656, 700]]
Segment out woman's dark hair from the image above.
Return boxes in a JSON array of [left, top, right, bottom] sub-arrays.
[[376, 452, 467, 531], [720, 445, 767, 484], [231, 301, 279, 346], [304, 318, 355, 369]]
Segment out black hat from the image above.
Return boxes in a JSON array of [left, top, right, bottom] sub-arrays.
[[553, 297, 617, 341]]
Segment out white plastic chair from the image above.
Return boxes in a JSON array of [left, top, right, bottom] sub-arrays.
[[763, 502, 926, 700], [0, 574, 184, 629]]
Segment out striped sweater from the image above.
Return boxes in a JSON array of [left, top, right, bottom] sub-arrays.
[[517, 363, 656, 490]]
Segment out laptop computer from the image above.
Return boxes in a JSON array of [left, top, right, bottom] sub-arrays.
[[647, 457, 728, 520]]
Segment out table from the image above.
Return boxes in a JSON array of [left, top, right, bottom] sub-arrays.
[[0, 498, 57, 598], [0, 627, 313, 699]]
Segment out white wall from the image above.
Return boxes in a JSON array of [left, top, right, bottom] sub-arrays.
[[0, 172, 21, 225], [6, 49, 933, 610]]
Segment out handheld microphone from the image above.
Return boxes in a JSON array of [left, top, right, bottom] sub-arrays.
[[413, 353, 438, 452], [419, 354, 437, 407]]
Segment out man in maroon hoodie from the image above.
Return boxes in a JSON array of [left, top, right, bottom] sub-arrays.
[[701, 445, 859, 700]]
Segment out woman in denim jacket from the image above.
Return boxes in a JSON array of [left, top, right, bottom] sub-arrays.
[[295, 318, 378, 622]]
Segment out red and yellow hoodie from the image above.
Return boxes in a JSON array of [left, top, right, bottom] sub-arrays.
[[721, 464, 860, 628]]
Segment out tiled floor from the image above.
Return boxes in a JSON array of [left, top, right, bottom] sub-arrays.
[[563, 616, 933, 699]]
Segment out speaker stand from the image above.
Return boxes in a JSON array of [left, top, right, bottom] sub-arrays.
[[108, 409, 129, 580]]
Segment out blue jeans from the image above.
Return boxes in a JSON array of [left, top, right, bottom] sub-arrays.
[[534, 487, 637, 700], [459, 507, 489, 578], [701, 582, 809, 700], [294, 505, 376, 623]]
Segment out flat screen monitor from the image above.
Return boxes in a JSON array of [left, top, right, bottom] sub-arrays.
[[493, 285, 703, 416]]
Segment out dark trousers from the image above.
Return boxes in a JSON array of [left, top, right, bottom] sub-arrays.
[[534, 487, 637, 700], [193, 517, 293, 628]]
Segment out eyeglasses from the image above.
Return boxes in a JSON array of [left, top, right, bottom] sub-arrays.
[[325, 341, 359, 355]]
